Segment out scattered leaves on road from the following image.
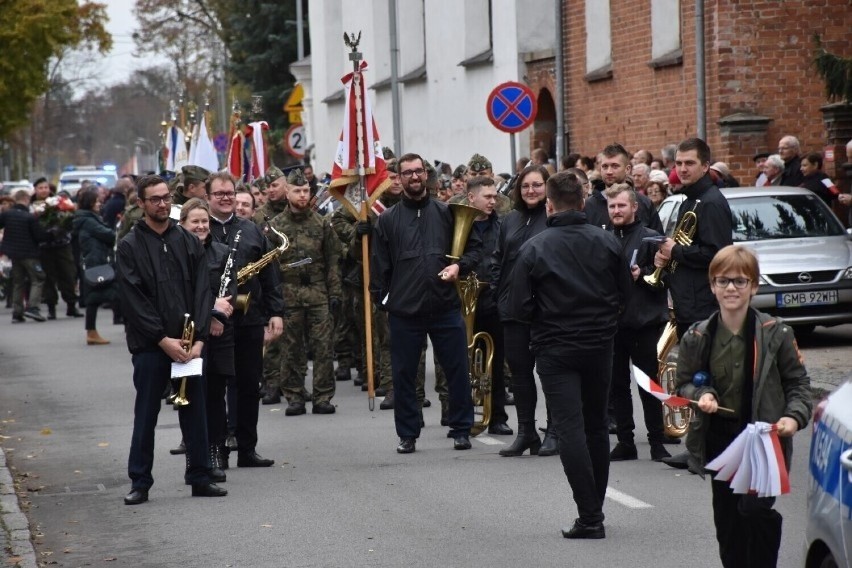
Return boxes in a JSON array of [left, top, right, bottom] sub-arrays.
[[40, 428, 52, 435], [260, 524, 273, 528], [97, 443, 109, 447]]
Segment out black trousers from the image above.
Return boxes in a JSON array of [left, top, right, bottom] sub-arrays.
[[504, 323, 536, 425], [233, 325, 264, 453], [537, 343, 613, 525], [206, 371, 230, 447], [128, 350, 210, 490], [473, 310, 507, 424], [611, 325, 665, 446]]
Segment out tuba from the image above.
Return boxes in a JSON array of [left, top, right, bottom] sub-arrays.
[[448, 203, 493, 436], [644, 200, 700, 288], [658, 318, 691, 437], [236, 223, 290, 311]]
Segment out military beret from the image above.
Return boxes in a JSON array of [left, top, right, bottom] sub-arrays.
[[287, 168, 308, 187], [467, 153, 492, 173], [181, 165, 210, 184], [452, 164, 467, 179], [263, 166, 285, 186]]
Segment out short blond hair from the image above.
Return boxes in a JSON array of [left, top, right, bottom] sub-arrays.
[[604, 182, 636, 203]]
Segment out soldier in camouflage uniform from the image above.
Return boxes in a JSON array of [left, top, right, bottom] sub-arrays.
[[173, 165, 210, 206], [253, 166, 289, 227], [269, 169, 342, 415], [117, 190, 143, 240], [449, 154, 512, 215]]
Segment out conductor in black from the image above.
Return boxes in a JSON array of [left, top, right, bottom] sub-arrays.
[[506, 172, 630, 539]]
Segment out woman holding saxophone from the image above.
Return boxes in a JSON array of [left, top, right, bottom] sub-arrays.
[[179, 198, 235, 480]]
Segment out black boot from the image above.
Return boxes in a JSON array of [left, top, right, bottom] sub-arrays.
[[209, 444, 226, 483], [498, 422, 542, 457], [170, 438, 186, 455], [538, 424, 560, 457], [66, 303, 83, 318], [47, 304, 57, 320], [219, 444, 230, 470]]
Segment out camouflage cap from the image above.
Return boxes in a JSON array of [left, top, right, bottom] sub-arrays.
[[386, 158, 398, 173], [452, 164, 468, 179], [287, 167, 308, 187], [181, 165, 210, 185], [382, 146, 396, 160], [467, 153, 492, 173], [168, 172, 184, 193], [263, 165, 285, 186]]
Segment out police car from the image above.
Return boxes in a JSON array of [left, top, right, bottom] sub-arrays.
[[806, 380, 852, 568], [58, 165, 118, 197]]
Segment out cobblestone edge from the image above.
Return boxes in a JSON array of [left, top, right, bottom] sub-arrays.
[[0, 448, 37, 568]]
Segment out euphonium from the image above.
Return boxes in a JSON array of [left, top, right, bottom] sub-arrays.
[[644, 200, 700, 288], [448, 203, 494, 436], [236, 223, 290, 311], [171, 313, 194, 408], [658, 319, 691, 437]]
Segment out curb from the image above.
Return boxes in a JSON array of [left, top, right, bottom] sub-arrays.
[[0, 448, 37, 568]]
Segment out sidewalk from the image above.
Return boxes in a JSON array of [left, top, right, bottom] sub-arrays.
[[0, 448, 37, 568]]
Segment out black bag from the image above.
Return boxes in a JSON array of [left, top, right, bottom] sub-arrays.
[[84, 264, 115, 290]]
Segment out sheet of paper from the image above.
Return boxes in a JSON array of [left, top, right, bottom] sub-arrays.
[[171, 358, 203, 378]]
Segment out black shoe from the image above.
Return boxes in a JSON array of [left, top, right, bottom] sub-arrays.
[[499, 423, 542, 457], [440, 400, 449, 427], [562, 519, 605, 539], [285, 401, 306, 416], [353, 373, 365, 387], [66, 305, 83, 318], [396, 438, 416, 454], [209, 467, 226, 483], [312, 401, 336, 414], [23, 307, 46, 322], [422, 398, 431, 408], [662, 435, 682, 445], [261, 391, 281, 405], [169, 439, 186, 455], [453, 435, 472, 450], [504, 391, 515, 406], [124, 488, 148, 505], [538, 427, 560, 457], [225, 435, 238, 452], [335, 367, 351, 381], [191, 483, 227, 497], [11, 315, 24, 324], [47, 305, 56, 320], [662, 451, 690, 470], [487, 422, 514, 436], [650, 444, 671, 462], [237, 451, 274, 467], [610, 442, 638, 461], [379, 391, 394, 410], [373, 386, 386, 397], [209, 444, 226, 482]]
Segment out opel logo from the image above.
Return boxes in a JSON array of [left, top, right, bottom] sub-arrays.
[[798, 272, 812, 283]]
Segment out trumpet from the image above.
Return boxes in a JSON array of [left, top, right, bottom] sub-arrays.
[[644, 200, 700, 288], [170, 313, 194, 408]]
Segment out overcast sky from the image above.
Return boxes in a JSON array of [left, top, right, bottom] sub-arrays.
[[96, 0, 168, 86]]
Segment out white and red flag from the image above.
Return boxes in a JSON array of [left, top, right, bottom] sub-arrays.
[[705, 422, 791, 497], [632, 366, 693, 408], [246, 121, 269, 182], [328, 60, 390, 218]]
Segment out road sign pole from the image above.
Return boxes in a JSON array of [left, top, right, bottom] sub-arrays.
[[510, 133, 517, 175]]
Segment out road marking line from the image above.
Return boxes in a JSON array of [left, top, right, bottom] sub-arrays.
[[474, 435, 504, 446], [605, 488, 653, 509]]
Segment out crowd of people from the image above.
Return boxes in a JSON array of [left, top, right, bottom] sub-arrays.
[[4, 132, 849, 566]]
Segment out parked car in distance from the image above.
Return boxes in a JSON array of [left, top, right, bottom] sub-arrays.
[[0, 179, 34, 197], [657, 193, 686, 236], [58, 165, 118, 198], [805, 379, 852, 568]]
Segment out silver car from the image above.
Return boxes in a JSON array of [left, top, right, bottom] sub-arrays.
[[724, 187, 852, 333]]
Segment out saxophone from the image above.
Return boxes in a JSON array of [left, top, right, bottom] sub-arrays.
[[235, 224, 289, 314]]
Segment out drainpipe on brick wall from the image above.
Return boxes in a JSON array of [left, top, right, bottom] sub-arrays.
[[695, 0, 706, 140], [554, 0, 565, 166]]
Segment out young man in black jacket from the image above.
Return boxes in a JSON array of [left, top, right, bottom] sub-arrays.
[[0, 190, 48, 322], [117, 175, 225, 505], [507, 172, 631, 539], [604, 183, 670, 462], [370, 153, 481, 454]]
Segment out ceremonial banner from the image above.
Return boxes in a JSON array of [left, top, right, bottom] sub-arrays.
[[226, 129, 245, 180], [328, 60, 390, 218], [166, 126, 188, 171], [190, 114, 220, 173], [247, 121, 269, 182]]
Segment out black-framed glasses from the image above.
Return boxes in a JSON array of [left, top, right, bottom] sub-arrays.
[[520, 182, 545, 190], [400, 168, 426, 178], [144, 195, 172, 205], [713, 277, 751, 289], [210, 191, 236, 200]]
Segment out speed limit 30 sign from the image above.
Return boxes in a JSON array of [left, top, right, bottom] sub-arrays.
[[284, 124, 306, 159]]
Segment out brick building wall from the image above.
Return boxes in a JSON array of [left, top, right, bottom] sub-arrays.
[[561, 0, 852, 183]]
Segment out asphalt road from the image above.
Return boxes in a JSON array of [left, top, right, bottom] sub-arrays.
[[1, 312, 850, 568]]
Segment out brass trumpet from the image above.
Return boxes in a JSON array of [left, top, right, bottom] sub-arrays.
[[171, 313, 194, 408], [644, 200, 700, 288]]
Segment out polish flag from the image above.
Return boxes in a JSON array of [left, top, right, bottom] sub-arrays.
[[706, 422, 790, 497], [632, 366, 692, 408], [246, 121, 269, 182]]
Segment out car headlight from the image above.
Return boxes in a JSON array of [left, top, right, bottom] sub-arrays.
[[843, 267, 852, 280]]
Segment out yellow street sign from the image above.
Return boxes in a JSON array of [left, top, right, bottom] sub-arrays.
[[284, 84, 304, 124]]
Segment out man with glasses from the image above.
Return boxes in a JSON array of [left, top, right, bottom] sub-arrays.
[[370, 153, 481, 453], [207, 171, 284, 468], [117, 175, 226, 504]]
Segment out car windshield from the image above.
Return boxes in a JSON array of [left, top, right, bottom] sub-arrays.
[[729, 194, 846, 242]]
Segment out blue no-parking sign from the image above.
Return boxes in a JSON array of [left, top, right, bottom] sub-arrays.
[[486, 82, 538, 134]]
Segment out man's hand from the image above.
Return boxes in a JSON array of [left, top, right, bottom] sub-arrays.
[[438, 263, 460, 283], [211, 318, 224, 337], [697, 392, 719, 414], [189, 340, 204, 360], [355, 220, 371, 237], [214, 296, 233, 318], [159, 337, 190, 362], [266, 316, 284, 341], [630, 264, 640, 281], [776, 417, 799, 437], [659, 237, 676, 258], [654, 250, 671, 269]]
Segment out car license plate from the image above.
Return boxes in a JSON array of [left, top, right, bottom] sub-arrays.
[[776, 290, 838, 308]]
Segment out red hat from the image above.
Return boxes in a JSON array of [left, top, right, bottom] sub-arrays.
[[668, 169, 681, 185]]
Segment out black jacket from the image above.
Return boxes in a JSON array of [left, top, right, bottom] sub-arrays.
[[116, 219, 211, 354], [800, 171, 838, 205], [608, 219, 668, 329], [667, 173, 733, 324], [0, 204, 47, 259], [471, 210, 501, 315], [101, 194, 126, 228], [205, 238, 236, 375], [491, 202, 547, 322], [72, 209, 115, 268], [370, 194, 481, 318], [209, 214, 285, 327], [781, 156, 803, 187], [506, 210, 631, 353], [584, 188, 663, 233]]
